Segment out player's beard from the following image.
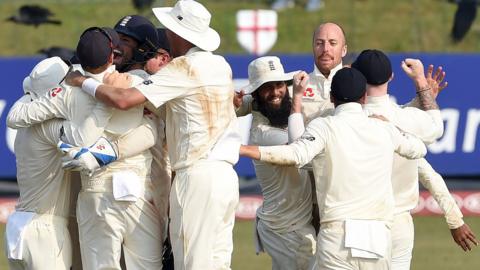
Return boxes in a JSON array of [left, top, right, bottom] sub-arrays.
[[255, 91, 292, 128]]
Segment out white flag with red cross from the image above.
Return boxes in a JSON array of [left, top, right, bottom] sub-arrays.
[[236, 10, 277, 55]]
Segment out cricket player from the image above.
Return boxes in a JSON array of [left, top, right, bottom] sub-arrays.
[[241, 67, 429, 270], [235, 22, 346, 121], [239, 56, 317, 269], [65, 1, 241, 269], [352, 49, 476, 269], [6, 57, 74, 269], [7, 27, 163, 269]]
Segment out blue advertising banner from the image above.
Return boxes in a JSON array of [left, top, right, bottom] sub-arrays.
[[1, 54, 479, 178]]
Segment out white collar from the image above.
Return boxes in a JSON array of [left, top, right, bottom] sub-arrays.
[[84, 65, 116, 82], [366, 94, 390, 105], [312, 62, 343, 81], [334, 102, 363, 115]]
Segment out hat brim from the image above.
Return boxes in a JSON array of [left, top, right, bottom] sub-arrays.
[[152, 7, 220, 52], [242, 71, 298, 95]]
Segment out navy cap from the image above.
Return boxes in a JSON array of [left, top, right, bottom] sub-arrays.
[[351, 49, 392, 86], [76, 27, 119, 69], [331, 67, 367, 102], [156, 28, 170, 53]]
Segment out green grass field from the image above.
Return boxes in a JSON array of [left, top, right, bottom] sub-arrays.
[[2, 216, 478, 269], [1, 0, 480, 56]]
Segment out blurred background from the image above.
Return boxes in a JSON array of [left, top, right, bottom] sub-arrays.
[[0, 0, 479, 269]]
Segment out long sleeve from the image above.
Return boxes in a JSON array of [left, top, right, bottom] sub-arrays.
[[399, 100, 443, 144], [398, 107, 443, 144], [7, 89, 70, 129], [386, 122, 427, 159], [236, 95, 253, 117], [259, 118, 328, 167], [418, 158, 464, 229], [61, 102, 113, 146], [115, 116, 158, 159], [287, 112, 305, 143]]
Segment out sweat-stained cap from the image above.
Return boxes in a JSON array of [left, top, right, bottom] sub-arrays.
[[331, 67, 367, 102], [76, 27, 120, 69], [351, 49, 392, 85]]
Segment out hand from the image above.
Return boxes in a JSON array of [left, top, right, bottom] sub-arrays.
[[57, 137, 118, 174], [401, 58, 428, 88], [233, 90, 245, 109], [426, 64, 448, 99], [103, 71, 132, 88], [293, 71, 309, 97], [65, 70, 86, 87], [450, 223, 478, 251]]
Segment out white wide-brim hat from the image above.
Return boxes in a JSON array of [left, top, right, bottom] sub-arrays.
[[242, 56, 298, 95], [152, 1, 220, 52], [23, 56, 69, 97]]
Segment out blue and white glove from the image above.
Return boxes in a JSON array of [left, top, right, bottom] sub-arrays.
[[57, 137, 118, 173]]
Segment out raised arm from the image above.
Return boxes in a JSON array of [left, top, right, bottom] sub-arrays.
[[401, 59, 440, 111], [400, 60, 444, 142], [288, 71, 309, 143]]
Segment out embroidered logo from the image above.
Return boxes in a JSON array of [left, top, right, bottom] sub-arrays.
[[177, 15, 183, 21], [143, 80, 153, 85], [50, 87, 63, 97], [303, 87, 314, 98], [96, 144, 105, 150], [119, 16, 132, 27], [268, 60, 275, 71]]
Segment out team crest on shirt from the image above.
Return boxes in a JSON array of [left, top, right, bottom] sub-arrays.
[[143, 80, 153, 85], [49, 87, 63, 97], [303, 87, 315, 98]]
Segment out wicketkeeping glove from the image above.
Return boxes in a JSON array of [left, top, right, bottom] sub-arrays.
[[57, 137, 118, 173]]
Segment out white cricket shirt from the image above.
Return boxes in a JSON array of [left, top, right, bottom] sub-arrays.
[[14, 116, 70, 217], [363, 95, 443, 214], [259, 103, 427, 224], [250, 111, 313, 233], [136, 47, 239, 170]]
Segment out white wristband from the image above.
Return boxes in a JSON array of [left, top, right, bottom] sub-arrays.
[[81, 78, 101, 97]]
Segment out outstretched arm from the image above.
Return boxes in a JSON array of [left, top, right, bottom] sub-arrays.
[[417, 158, 478, 251], [66, 70, 146, 110]]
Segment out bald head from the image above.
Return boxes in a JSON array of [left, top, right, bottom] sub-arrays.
[[312, 22, 347, 77]]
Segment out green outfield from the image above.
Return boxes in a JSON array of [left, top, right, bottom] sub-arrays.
[[1, 216, 478, 269], [1, 0, 480, 56]]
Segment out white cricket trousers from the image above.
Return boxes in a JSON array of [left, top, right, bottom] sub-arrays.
[[391, 212, 414, 270], [317, 221, 391, 270], [77, 191, 163, 270], [7, 214, 72, 270], [170, 160, 239, 270], [256, 218, 317, 270]]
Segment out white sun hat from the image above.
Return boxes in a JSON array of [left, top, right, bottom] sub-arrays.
[[242, 56, 298, 94], [152, 0, 220, 52], [23, 56, 69, 98]]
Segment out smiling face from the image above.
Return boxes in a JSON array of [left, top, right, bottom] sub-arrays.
[[113, 33, 138, 70], [257, 81, 287, 110], [313, 23, 347, 78]]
